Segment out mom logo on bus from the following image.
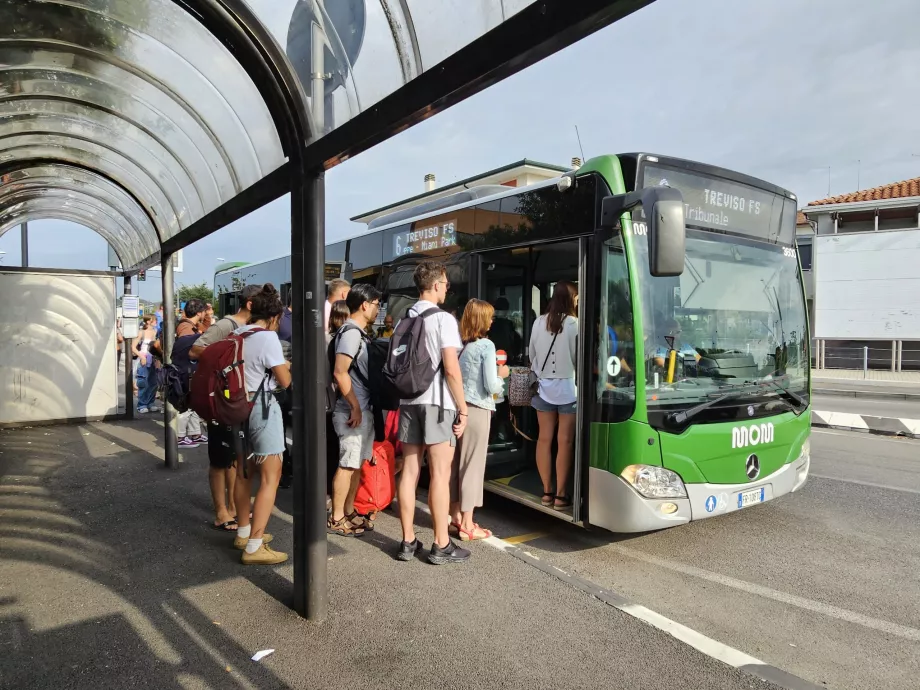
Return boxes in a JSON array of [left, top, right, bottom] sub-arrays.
[[731, 422, 774, 449]]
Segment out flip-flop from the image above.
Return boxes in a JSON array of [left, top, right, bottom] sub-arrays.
[[210, 520, 238, 532]]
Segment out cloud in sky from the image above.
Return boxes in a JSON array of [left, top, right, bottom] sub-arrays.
[[2, 0, 919, 301]]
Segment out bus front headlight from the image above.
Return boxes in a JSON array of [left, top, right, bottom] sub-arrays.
[[798, 439, 810, 462], [621, 465, 687, 499]]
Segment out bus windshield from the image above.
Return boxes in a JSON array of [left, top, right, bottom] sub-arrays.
[[634, 229, 809, 423]]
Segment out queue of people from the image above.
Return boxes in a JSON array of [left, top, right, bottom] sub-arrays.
[[150, 259, 578, 568]]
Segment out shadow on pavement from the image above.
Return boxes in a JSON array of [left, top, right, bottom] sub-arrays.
[[0, 419, 782, 690]]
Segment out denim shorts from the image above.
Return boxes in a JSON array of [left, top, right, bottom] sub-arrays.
[[247, 394, 285, 459], [531, 394, 577, 415]]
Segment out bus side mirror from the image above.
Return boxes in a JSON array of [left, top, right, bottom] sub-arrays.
[[600, 186, 686, 277]]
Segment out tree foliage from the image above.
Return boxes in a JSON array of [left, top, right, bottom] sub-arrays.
[[177, 282, 214, 304]]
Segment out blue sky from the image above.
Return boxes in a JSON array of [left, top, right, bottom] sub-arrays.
[[2, 0, 918, 302]]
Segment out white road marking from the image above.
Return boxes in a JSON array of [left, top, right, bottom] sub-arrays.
[[812, 411, 869, 429], [900, 418, 920, 435], [610, 544, 920, 643], [272, 506, 293, 524], [409, 501, 785, 677], [809, 473, 920, 495]]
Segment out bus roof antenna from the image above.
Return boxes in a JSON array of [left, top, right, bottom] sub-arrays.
[[575, 125, 586, 163]]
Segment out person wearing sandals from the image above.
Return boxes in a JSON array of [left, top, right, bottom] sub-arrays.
[[529, 281, 579, 511], [328, 284, 382, 538], [449, 299, 509, 541], [232, 284, 292, 565]]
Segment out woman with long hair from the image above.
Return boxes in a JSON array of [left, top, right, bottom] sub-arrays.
[[449, 299, 509, 540], [132, 315, 160, 414], [528, 281, 578, 510], [326, 299, 350, 343], [232, 284, 292, 565]]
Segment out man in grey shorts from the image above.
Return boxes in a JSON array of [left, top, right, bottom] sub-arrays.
[[328, 283, 381, 537], [396, 261, 472, 565]]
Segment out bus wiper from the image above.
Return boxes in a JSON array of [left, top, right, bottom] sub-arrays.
[[761, 379, 807, 407], [666, 390, 743, 427]]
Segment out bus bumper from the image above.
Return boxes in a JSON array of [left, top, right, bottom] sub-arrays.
[[588, 455, 809, 534], [588, 468, 692, 533], [685, 454, 810, 521]]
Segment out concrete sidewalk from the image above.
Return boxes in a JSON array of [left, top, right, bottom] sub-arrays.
[[812, 368, 920, 399], [0, 420, 780, 690]]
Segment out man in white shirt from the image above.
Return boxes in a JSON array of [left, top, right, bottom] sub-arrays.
[[324, 278, 350, 331], [396, 261, 471, 565]]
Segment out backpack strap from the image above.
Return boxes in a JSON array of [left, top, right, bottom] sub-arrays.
[[333, 324, 372, 390]]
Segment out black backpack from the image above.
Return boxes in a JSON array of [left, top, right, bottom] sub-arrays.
[[328, 324, 389, 440], [381, 306, 443, 403], [158, 332, 201, 412]]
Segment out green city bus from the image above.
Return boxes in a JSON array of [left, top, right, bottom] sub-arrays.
[[214, 153, 811, 533]]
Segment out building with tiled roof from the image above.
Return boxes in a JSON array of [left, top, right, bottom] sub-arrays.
[[807, 177, 920, 207], [800, 175, 920, 371]]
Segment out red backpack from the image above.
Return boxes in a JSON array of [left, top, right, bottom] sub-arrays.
[[353, 440, 396, 519], [189, 327, 266, 425]]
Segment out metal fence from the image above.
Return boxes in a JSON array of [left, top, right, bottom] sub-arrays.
[[812, 339, 920, 373]]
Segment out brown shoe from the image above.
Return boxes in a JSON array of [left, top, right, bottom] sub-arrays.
[[241, 543, 288, 565], [346, 511, 374, 532], [233, 532, 273, 550]]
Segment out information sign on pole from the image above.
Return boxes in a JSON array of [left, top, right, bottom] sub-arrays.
[[122, 295, 140, 318]]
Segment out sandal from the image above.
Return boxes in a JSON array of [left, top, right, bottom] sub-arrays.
[[210, 520, 238, 532], [553, 495, 572, 511], [448, 518, 462, 536], [541, 492, 555, 507], [346, 511, 374, 532], [327, 515, 365, 537], [458, 523, 493, 542]]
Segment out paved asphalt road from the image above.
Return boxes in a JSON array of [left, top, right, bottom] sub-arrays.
[[471, 428, 920, 690], [812, 392, 920, 419]]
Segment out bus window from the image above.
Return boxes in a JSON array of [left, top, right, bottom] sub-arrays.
[[597, 233, 636, 422], [326, 241, 346, 262], [349, 233, 383, 271]]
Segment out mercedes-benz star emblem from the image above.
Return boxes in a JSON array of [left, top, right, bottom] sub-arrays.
[[746, 454, 761, 480], [747, 405, 755, 417]]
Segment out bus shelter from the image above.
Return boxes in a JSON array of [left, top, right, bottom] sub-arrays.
[[0, 0, 652, 620]]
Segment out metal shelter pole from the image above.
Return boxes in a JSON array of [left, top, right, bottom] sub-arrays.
[[124, 276, 135, 420], [162, 254, 179, 469], [291, 165, 328, 621], [20, 222, 28, 267]]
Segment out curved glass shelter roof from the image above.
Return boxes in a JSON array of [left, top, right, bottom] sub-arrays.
[[0, 0, 286, 268]]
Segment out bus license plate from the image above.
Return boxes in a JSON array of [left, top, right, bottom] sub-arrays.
[[737, 487, 765, 509]]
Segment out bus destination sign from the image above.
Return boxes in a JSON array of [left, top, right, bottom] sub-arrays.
[[393, 220, 457, 256], [642, 165, 790, 243]]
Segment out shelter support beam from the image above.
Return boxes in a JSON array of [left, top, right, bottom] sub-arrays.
[[162, 254, 179, 469], [20, 222, 28, 268], [124, 276, 134, 420], [291, 165, 328, 621]]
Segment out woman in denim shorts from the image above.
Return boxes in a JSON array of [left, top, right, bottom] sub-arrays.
[[233, 284, 291, 566], [528, 281, 578, 511]]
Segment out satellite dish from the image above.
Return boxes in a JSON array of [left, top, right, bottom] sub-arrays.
[[287, 0, 366, 96]]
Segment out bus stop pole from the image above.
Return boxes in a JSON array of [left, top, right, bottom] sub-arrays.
[[124, 276, 135, 420], [290, 164, 328, 621], [162, 253, 179, 470], [20, 222, 28, 267]]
